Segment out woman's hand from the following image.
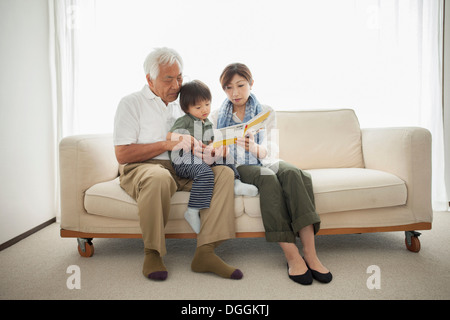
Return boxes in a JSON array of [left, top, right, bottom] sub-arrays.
[[236, 131, 267, 159]]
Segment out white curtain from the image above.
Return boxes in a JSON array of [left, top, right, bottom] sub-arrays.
[[419, 0, 447, 211], [49, 0, 77, 222], [49, 0, 447, 211]]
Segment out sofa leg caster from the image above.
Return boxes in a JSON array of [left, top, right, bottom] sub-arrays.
[[77, 238, 94, 257], [405, 231, 421, 253]]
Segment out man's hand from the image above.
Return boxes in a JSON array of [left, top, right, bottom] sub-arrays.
[[201, 144, 216, 165], [213, 145, 227, 160], [167, 133, 202, 153]]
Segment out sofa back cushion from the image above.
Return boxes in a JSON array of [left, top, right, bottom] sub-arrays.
[[276, 109, 364, 169]]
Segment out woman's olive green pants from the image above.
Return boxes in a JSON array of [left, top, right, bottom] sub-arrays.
[[237, 160, 321, 243]]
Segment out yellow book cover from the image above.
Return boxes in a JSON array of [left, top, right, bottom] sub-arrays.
[[212, 110, 271, 148]]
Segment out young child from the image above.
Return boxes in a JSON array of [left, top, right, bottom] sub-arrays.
[[167, 80, 258, 233]]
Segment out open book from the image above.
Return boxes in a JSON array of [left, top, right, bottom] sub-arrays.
[[212, 110, 271, 148]]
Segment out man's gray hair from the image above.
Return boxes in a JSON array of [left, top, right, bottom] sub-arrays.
[[143, 47, 183, 80]]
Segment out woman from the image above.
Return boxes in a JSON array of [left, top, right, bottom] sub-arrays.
[[211, 63, 332, 285]]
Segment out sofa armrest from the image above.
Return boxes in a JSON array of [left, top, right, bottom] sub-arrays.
[[361, 127, 432, 222], [59, 134, 119, 230]]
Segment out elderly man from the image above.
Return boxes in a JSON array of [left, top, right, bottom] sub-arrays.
[[114, 47, 242, 281]]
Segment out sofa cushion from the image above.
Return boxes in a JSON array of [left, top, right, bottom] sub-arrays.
[[243, 168, 406, 216], [85, 168, 406, 221], [276, 109, 364, 169], [308, 168, 407, 213], [84, 177, 245, 221]]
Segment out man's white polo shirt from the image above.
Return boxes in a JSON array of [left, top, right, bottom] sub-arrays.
[[113, 85, 184, 160]]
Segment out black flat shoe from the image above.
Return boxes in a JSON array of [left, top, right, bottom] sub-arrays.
[[287, 263, 313, 285], [303, 258, 332, 283]]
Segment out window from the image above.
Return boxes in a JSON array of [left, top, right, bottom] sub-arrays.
[[69, 0, 441, 132]]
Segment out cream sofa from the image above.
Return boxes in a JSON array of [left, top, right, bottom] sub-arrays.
[[59, 109, 433, 256]]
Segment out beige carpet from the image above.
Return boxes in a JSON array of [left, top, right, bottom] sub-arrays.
[[1, 211, 449, 300]]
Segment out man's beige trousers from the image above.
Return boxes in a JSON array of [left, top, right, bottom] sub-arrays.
[[120, 160, 236, 256]]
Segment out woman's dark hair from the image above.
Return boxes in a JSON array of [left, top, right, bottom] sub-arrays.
[[219, 63, 253, 89], [179, 80, 211, 113]]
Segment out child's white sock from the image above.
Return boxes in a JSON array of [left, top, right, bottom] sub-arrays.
[[234, 179, 258, 197], [184, 207, 201, 234]]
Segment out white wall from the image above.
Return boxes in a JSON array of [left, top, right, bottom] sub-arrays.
[[0, 0, 56, 244]]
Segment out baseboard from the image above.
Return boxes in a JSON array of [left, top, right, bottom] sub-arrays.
[[0, 217, 56, 251]]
